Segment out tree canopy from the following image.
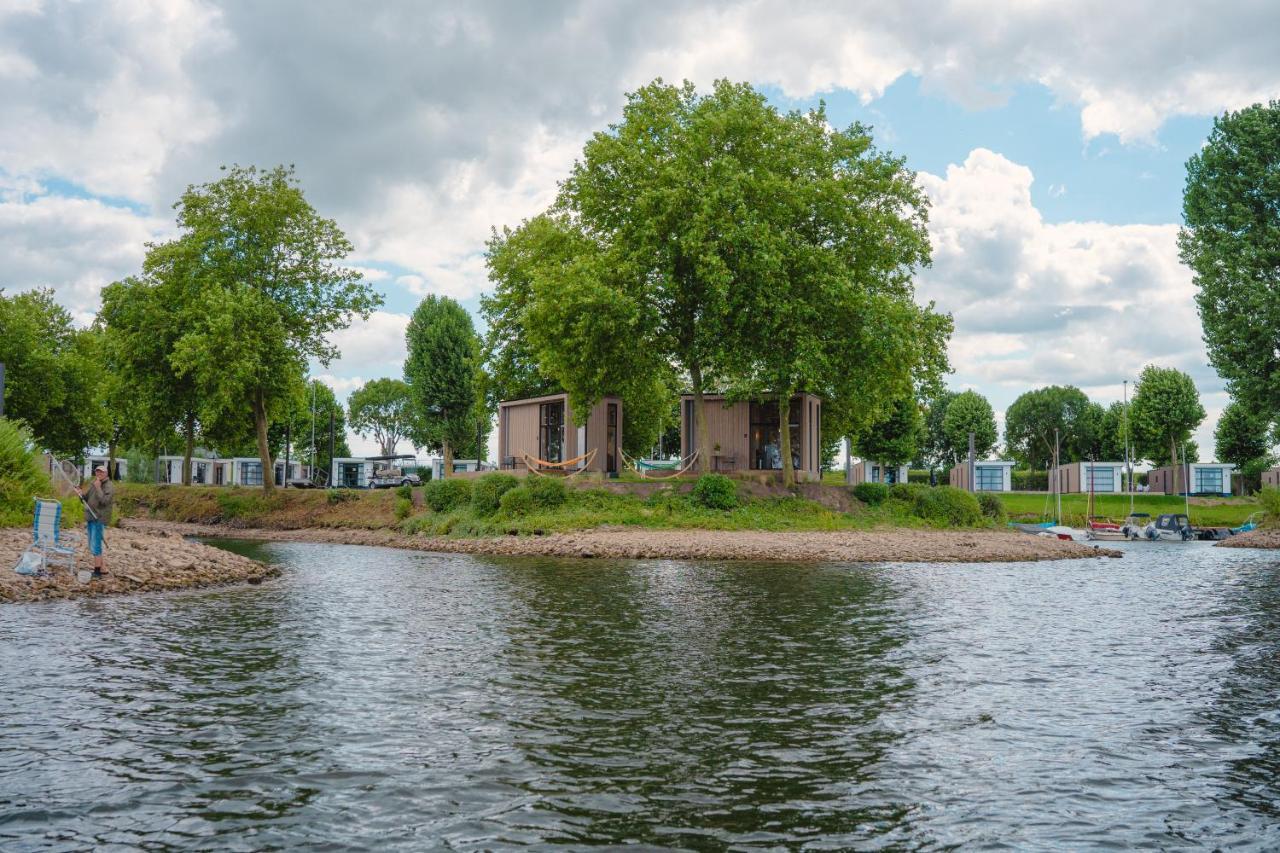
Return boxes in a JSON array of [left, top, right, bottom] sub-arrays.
[[1130, 365, 1205, 474], [0, 288, 108, 458], [404, 295, 485, 475], [854, 397, 923, 467], [150, 165, 379, 491], [1214, 398, 1273, 483], [348, 378, 416, 457], [1180, 101, 1280, 418], [1003, 385, 1099, 469], [940, 390, 998, 463]]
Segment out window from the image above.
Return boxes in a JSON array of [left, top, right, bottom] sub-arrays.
[[976, 465, 1004, 491], [1086, 466, 1114, 492], [1195, 467, 1224, 494], [750, 397, 801, 470], [539, 401, 565, 463], [606, 403, 618, 474], [239, 461, 263, 486]]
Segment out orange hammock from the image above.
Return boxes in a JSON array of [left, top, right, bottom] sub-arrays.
[[522, 448, 597, 477]]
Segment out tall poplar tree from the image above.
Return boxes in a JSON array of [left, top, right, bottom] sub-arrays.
[[1130, 365, 1205, 492], [404, 295, 482, 477]]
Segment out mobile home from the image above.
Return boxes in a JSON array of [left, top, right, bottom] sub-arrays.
[[497, 392, 622, 475], [850, 459, 909, 486], [330, 458, 370, 489], [679, 393, 824, 481], [81, 454, 127, 481], [1263, 467, 1280, 489], [1148, 462, 1235, 496], [1050, 461, 1126, 494], [950, 459, 1015, 492]]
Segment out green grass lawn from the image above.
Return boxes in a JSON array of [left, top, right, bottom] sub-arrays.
[[999, 491, 1259, 527]]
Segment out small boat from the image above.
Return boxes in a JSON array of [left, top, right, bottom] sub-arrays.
[[1121, 512, 1151, 540], [1141, 513, 1194, 542], [1086, 516, 1128, 541], [1039, 525, 1086, 542]]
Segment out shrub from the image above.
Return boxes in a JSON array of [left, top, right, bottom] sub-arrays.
[[1258, 487, 1280, 525], [423, 478, 473, 513], [471, 472, 520, 515], [1011, 470, 1048, 492], [852, 481, 889, 506], [326, 489, 355, 504], [525, 475, 568, 509], [907, 469, 932, 484], [913, 486, 983, 527], [977, 492, 1006, 523], [499, 485, 536, 517], [394, 497, 413, 520], [215, 490, 278, 521], [123, 447, 155, 483], [395, 483, 412, 501], [691, 473, 738, 510], [0, 418, 51, 526], [889, 482, 928, 502]]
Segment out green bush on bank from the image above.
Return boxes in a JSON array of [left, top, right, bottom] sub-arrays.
[[0, 418, 52, 527], [977, 492, 1007, 523], [394, 497, 413, 520], [1258, 487, 1280, 525], [423, 478, 472, 513], [914, 486, 983, 526], [499, 485, 536, 517], [852, 482, 889, 506], [471, 472, 519, 515], [890, 482, 928, 502], [525, 476, 568, 509], [691, 473, 737, 509]]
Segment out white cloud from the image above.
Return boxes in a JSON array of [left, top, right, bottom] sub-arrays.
[[319, 310, 410, 381], [918, 148, 1220, 451]]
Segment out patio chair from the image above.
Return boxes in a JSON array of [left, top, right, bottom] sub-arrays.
[[26, 497, 82, 576]]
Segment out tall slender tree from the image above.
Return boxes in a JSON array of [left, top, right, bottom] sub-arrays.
[[1130, 365, 1205, 492], [941, 391, 998, 464], [404, 296, 481, 477]]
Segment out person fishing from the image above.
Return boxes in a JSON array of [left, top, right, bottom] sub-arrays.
[[75, 466, 113, 579]]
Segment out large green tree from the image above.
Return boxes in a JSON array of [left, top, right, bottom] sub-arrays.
[[0, 288, 108, 458], [1180, 101, 1280, 418], [1003, 385, 1099, 470], [348, 378, 415, 457], [404, 295, 484, 476], [1130, 365, 1205, 490], [1214, 398, 1273, 490], [153, 165, 379, 491], [919, 389, 960, 469], [941, 390, 998, 464], [854, 397, 924, 467]]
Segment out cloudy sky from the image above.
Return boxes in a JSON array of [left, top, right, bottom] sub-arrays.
[[4, 0, 1278, 459]]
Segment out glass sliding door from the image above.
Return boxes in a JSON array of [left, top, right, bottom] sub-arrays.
[[750, 397, 802, 470], [606, 403, 618, 474], [539, 401, 565, 463]]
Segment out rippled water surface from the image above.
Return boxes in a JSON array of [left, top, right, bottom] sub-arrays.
[[3, 540, 1280, 849]]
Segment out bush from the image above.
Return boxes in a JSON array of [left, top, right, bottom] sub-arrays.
[[691, 473, 738, 510], [471, 472, 520, 515], [908, 469, 932, 484], [977, 492, 1006, 523], [0, 418, 51, 526], [889, 482, 928, 502], [215, 490, 279, 521], [525, 476, 568, 509], [1258, 487, 1280, 525], [913, 486, 983, 527], [852, 481, 889, 506], [395, 483, 412, 501], [1011, 470, 1048, 492], [499, 485, 536, 517], [423, 477, 473, 513], [394, 497, 413, 520], [123, 447, 155, 484], [326, 489, 355, 504]]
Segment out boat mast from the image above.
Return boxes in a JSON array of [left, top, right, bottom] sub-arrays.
[[1183, 441, 1191, 522], [1124, 379, 1133, 515], [1054, 428, 1062, 524]]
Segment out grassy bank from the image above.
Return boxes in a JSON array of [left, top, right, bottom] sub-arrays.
[[114, 477, 1013, 537], [1000, 492, 1259, 527]]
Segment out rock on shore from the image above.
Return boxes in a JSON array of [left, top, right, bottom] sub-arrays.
[[121, 518, 1118, 563], [1, 527, 276, 604], [1216, 527, 1280, 549]]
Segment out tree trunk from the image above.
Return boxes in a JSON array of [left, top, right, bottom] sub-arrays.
[[442, 439, 453, 479], [689, 362, 712, 474], [253, 391, 274, 493], [107, 429, 118, 482], [182, 412, 195, 486], [845, 436, 853, 485], [1170, 436, 1179, 495], [779, 391, 795, 489]]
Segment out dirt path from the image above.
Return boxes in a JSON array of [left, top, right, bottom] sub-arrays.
[[1, 527, 276, 603], [121, 519, 1120, 563]]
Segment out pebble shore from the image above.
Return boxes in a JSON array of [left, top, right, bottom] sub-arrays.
[[121, 518, 1120, 563], [1, 527, 276, 603], [1216, 528, 1280, 549]]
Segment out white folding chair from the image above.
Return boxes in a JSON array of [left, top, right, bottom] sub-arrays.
[[28, 497, 81, 576]]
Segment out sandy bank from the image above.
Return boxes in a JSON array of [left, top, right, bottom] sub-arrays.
[[1, 527, 276, 604], [1216, 528, 1280, 549], [121, 518, 1119, 563]]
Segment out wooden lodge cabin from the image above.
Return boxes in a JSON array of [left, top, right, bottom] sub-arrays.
[[1148, 462, 1235, 496], [497, 392, 622, 475], [1263, 467, 1280, 489], [679, 393, 824, 482], [949, 459, 1015, 492]]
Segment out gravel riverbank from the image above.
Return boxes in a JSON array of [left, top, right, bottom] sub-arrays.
[[1, 527, 276, 603], [121, 518, 1119, 563], [1216, 528, 1280, 549]]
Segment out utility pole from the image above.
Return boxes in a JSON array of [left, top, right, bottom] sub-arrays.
[[1054, 428, 1062, 523], [329, 409, 336, 486], [968, 431, 976, 493], [284, 419, 291, 489]]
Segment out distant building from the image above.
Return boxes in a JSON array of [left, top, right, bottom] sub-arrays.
[[498, 392, 622, 475], [1050, 461, 1127, 494], [850, 459, 909, 486], [679, 393, 824, 481], [950, 459, 1015, 492], [1149, 462, 1235, 496]]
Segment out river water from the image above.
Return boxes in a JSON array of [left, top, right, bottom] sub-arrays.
[[2, 540, 1278, 850]]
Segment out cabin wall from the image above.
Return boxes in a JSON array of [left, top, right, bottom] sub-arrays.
[[680, 394, 822, 479], [1263, 467, 1280, 489]]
